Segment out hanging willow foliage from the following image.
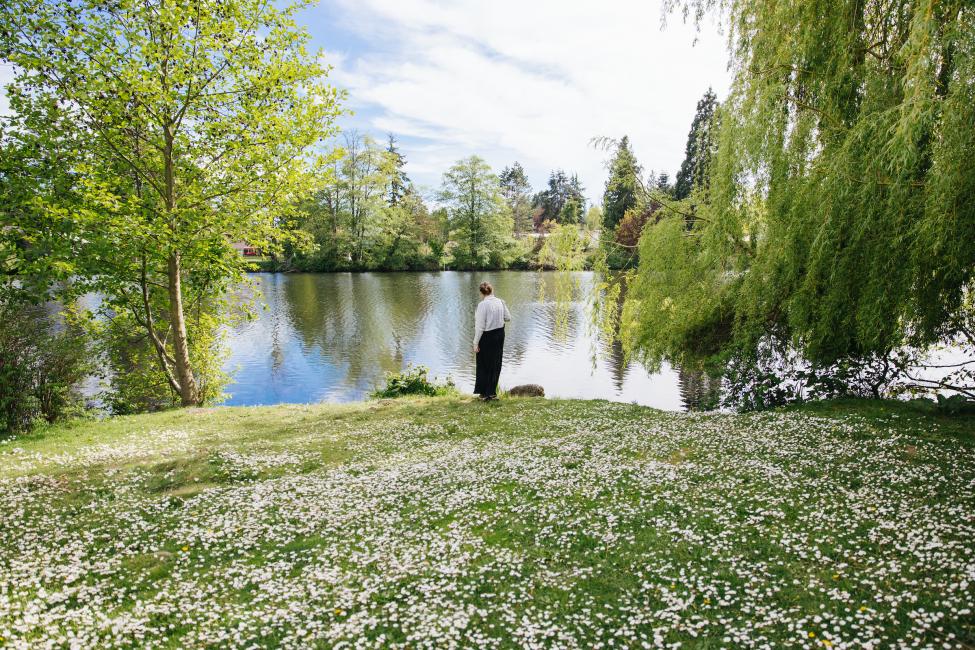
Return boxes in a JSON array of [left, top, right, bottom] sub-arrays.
[[628, 0, 975, 369]]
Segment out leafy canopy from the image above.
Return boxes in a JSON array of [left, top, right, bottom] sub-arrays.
[[628, 0, 975, 371], [0, 0, 343, 405], [439, 155, 514, 270]]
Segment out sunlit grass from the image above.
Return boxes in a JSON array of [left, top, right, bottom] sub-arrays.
[[1, 397, 973, 648]]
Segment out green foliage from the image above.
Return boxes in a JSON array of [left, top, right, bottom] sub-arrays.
[[290, 151, 594, 272], [614, 0, 975, 407], [371, 365, 456, 399], [0, 0, 342, 407], [499, 162, 534, 234], [935, 394, 975, 416], [535, 170, 585, 226], [374, 189, 432, 270], [560, 195, 584, 225], [661, 0, 975, 363], [0, 87, 83, 303], [439, 156, 516, 269], [538, 224, 591, 338], [601, 136, 642, 231], [96, 307, 230, 415], [620, 205, 737, 372], [674, 88, 719, 200], [585, 205, 604, 231], [293, 133, 455, 272], [0, 301, 91, 435], [385, 134, 410, 207]]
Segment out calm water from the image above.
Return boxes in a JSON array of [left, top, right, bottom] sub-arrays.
[[222, 272, 708, 410]]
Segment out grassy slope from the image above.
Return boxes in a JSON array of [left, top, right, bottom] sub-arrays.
[[0, 398, 973, 649]]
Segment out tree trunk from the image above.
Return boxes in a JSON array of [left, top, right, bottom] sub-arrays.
[[168, 251, 199, 406], [162, 120, 199, 407]]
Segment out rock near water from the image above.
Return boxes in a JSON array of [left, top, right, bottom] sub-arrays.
[[508, 384, 545, 397]]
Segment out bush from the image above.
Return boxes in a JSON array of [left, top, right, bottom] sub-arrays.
[[0, 301, 92, 435], [97, 308, 230, 415], [372, 365, 456, 399]]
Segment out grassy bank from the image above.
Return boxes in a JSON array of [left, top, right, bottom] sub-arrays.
[[1, 397, 973, 648]]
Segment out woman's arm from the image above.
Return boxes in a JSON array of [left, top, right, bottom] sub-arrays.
[[502, 300, 511, 322], [473, 302, 485, 348]]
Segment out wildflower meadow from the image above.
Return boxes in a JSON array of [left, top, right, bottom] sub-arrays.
[[0, 398, 973, 648]]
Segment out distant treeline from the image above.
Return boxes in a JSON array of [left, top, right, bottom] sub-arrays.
[[267, 133, 612, 273]]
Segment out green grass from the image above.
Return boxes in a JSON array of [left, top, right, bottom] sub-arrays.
[[1, 397, 973, 648]]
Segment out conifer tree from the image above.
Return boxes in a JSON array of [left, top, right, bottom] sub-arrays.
[[601, 136, 641, 231], [674, 89, 718, 200], [499, 162, 533, 233], [385, 134, 410, 207]]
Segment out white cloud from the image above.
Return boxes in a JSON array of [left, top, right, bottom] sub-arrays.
[[316, 0, 732, 201]]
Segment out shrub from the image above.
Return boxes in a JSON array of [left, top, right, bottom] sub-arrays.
[[372, 365, 455, 399], [0, 301, 92, 435], [96, 308, 230, 415]]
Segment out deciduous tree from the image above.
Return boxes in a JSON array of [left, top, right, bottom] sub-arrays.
[[625, 0, 975, 394], [0, 0, 342, 406], [439, 156, 513, 269]]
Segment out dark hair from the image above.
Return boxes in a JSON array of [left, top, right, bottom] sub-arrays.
[[478, 281, 493, 295]]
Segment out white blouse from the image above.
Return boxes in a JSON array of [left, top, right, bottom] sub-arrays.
[[473, 295, 512, 345]]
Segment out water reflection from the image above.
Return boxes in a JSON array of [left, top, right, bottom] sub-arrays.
[[677, 365, 722, 411], [223, 272, 690, 410]]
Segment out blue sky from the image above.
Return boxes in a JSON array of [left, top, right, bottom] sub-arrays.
[[298, 0, 732, 204]]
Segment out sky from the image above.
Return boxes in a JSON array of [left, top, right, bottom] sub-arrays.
[[0, 1, 732, 205], [0, 62, 13, 117], [301, 0, 732, 204]]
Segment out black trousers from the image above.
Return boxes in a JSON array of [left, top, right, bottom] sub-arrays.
[[474, 327, 505, 397]]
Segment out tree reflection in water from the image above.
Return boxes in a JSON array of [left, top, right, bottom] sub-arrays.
[[223, 272, 689, 409]]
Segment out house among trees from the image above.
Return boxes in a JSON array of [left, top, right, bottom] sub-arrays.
[[231, 242, 260, 257]]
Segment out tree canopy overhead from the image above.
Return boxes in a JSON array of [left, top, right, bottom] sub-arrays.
[[630, 0, 975, 371]]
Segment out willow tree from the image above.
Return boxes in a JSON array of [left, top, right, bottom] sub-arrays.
[[0, 0, 342, 406], [626, 0, 975, 374]]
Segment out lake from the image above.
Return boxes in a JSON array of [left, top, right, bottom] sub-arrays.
[[223, 272, 713, 410]]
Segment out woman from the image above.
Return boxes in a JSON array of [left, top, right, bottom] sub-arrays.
[[472, 281, 511, 400]]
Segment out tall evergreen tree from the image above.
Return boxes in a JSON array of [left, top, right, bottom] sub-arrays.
[[535, 170, 585, 225], [602, 136, 641, 231], [559, 196, 583, 225], [385, 133, 410, 206], [499, 162, 533, 233], [655, 172, 673, 196], [569, 173, 586, 205], [535, 170, 568, 223], [674, 89, 718, 200]]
